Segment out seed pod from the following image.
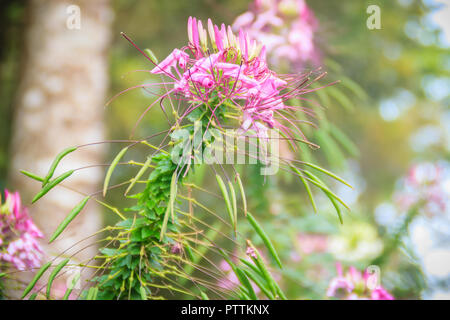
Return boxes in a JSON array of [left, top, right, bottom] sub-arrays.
[[32, 170, 74, 204], [103, 146, 129, 197], [49, 196, 90, 243], [42, 147, 77, 186], [46, 258, 70, 298], [21, 262, 52, 299]]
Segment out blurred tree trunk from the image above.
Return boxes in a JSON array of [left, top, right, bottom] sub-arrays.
[[8, 0, 112, 298]]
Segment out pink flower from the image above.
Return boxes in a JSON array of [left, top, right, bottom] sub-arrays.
[[0, 189, 44, 271], [232, 0, 320, 70], [150, 49, 189, 76], [246, 246, 258, 259], [148, 16, 320, 142], [394, 162, 449, 217], [326, 263, 394, 300]]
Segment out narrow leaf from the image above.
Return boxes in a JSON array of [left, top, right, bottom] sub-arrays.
[[290, 165, 317, 213], [302, 161, 352, 188]]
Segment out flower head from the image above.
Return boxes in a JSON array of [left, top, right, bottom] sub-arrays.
[[146, 17, 325, 145], [395, 162, 449, 217], [233, 0, 320, 70], [0, 189, 44, 271], [327, 263, 394, 300]]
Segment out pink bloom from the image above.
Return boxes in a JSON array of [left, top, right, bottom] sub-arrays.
[[327, 263, 394, 300], [0, 189, 44, 271], [149, 17, 319, 142], [150, 49, 189, 76], [246, 246, 258, 259], [394, 162, 449, 217], [232, 0, 320, 70]]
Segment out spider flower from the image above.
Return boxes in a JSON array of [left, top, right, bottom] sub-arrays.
[[0, 189, 44, 271], [327, 263, 394, 300], [395, 162, 449, 217], [149, 17, 323, 143], [233, 0, 320, 69]]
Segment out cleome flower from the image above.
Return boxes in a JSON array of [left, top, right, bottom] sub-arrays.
[[0, 189, 44, 271], [233, 0, 320, 69], [327, 263, 394, 300], [395, 162, 449, 217], [146, 17, 327, 144]]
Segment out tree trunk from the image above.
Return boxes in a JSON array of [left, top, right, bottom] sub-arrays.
[[8, 0, 112, 298]]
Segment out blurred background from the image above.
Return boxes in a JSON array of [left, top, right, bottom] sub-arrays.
[[0, 0, 449, 299]]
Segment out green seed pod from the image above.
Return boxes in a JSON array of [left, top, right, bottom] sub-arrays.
[[32, 170, 74, 204], [21, 262, 52, 299], [49, 196, 90, 243], [42, 147, 77, 186], [46, 258, 70, 299]]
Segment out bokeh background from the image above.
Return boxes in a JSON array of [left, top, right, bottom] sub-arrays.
[[0, 0, 449, 299]]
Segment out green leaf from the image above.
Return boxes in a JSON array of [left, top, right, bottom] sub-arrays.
[[329, 124, 360, 158], [302, 161, 352, 188], [328, 86, 355, 112], [290, 165, 317, 214]]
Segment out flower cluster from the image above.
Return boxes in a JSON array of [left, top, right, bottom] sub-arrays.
[[150, 17, 318, 141], [327, 263, 394, 300], [0, 189, 44, 271], [395, 162, 449, 217], [233, 0, 320, 69]]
